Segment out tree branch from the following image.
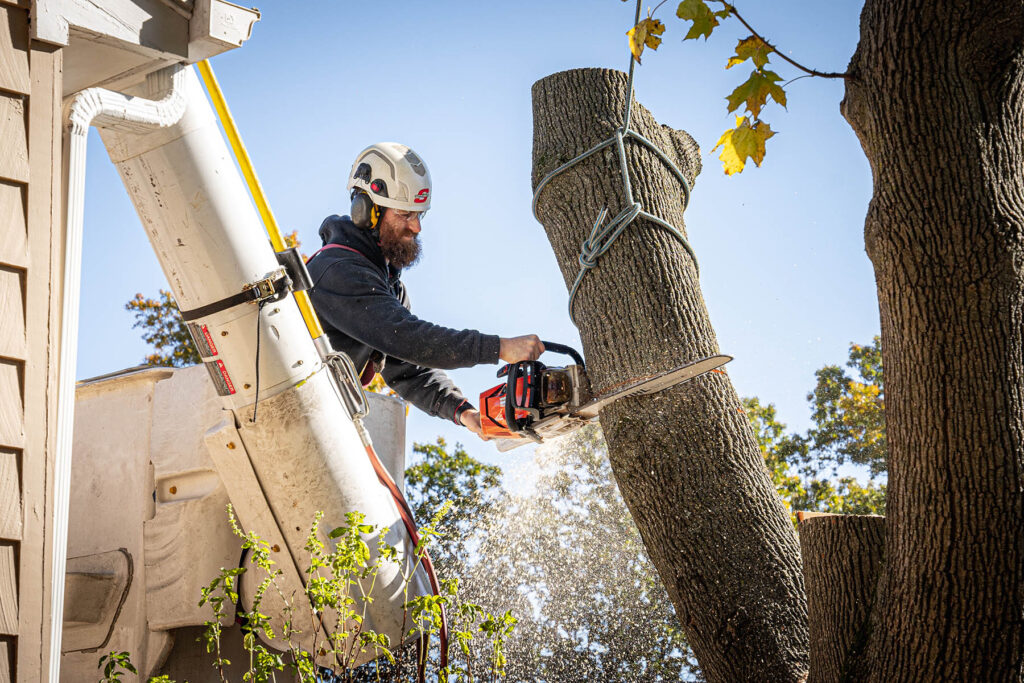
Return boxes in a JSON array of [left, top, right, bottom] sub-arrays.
[[720, 2, 850, 80]]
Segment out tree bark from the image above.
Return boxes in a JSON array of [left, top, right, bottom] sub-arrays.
[[842, 2, 1024, 680], [800, 514, 885, 683], [531, 68, 808, 682]]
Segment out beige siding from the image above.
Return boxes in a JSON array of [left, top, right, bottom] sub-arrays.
[[0, 7, 28, 95], [0, 450, 20, 541], [0, 182, 27, 268], [0, 544, 15, 636], [0, 94, 28, 184], [0, 3, 62, 680]]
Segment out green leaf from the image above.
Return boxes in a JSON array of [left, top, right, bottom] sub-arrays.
[[726, 35, 774, 70], [676, 0, 720, 40], [725, 68, 787, 119]]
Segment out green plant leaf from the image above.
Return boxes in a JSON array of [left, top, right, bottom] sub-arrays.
[[725, 68, 786, 119], [676, 0, 721, 40], [727, 35, 774, 70]]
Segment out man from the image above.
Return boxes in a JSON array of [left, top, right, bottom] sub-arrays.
[[307, 142, 544, 440]]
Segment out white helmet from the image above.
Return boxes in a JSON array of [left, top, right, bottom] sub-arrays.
[[346, 142, 431, 212]]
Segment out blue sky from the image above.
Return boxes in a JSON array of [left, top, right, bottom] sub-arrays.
[[77, 1, 875, 470]]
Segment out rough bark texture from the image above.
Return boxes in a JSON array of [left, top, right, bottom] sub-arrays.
[[532, 68, 808, 682], [800, 515, 885, 683], [842, 2, 1024, 680]]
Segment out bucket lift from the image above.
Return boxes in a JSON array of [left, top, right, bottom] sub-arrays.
[[57, 63, 438, 680]]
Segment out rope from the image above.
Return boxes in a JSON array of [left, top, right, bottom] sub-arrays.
[[532, 0, 697, 325]]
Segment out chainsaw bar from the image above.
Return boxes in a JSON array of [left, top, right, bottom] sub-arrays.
[[571, 354, 732, 419]]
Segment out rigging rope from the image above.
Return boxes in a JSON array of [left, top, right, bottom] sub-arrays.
[[532, 0, 698, 325]]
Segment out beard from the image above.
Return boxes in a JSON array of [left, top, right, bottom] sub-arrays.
[[379, 227, 422, 269]]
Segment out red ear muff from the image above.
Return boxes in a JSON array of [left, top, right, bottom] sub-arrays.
[[350, 190, 380, 230]]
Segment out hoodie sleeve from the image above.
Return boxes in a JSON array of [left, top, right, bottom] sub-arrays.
[[309, 255, 501, 370], [380, 356, 474, 423]]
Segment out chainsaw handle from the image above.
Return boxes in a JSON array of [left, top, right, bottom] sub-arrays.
[[540, 341, 585, 368]]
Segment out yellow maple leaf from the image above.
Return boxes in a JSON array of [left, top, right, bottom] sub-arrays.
[[713, 116, 775, 175], [627, 17, 665, 64]]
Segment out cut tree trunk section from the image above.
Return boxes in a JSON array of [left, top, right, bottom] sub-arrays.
[[799, 513, 885, 683], [531, 67, 808, 683]]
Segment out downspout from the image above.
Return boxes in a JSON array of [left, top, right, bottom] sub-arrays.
[[51, 64, 188, 681]]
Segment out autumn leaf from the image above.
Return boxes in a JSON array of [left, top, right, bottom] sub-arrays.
[[713, 116, 775, 175], [627, 17, 665, 64], [676, 0, 724, 40], [725, 68, 787, 119], [726, 35, 774, 70]]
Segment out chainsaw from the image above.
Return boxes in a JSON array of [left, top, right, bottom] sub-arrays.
[[480, 341, 732, 450]]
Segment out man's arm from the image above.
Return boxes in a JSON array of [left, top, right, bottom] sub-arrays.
[[311, 256, 501, 369], [380, 356, 475, 425]]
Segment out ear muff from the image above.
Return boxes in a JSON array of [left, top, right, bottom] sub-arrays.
[[350, 190, 381, 230]]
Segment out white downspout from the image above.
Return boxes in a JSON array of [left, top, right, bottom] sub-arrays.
[[51, 64, 188, 681]]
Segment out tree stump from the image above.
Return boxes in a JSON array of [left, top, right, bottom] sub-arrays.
[[531, 67, 808, 682], [799, 514, 885, 683]]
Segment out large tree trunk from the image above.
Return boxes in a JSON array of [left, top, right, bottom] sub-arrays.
[[531, 68, 808, 682], [841, 2, 1024, 680]]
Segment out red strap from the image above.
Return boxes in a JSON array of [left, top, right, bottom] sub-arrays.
[[307, 243, 367, 263]]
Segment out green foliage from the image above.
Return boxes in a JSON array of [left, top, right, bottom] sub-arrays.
[[98, 651, 139, 683], [125, 290, 200, 368], [806, 336, 887, 477], [743, 396, 886, 518], [103, 502, 514, 682], [405, 438, 503, 571], [741, 336, 888, 519]]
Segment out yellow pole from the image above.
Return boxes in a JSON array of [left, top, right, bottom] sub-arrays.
[[196, 59, 326, 342]]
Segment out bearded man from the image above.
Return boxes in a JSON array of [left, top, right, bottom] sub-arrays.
[[307, 142, 543, 440]]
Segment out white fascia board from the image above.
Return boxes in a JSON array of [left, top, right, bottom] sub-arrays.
[[32, 0, 189, 54], [32, 0, 259, 64]]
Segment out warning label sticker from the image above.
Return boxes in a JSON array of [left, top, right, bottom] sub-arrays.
[[188, 322, 219, 358], [205, 359, 236, 396]]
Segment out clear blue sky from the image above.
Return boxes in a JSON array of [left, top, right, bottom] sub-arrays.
[[77, 1, 875, 469]]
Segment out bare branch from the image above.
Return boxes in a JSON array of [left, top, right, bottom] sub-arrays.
[[719, 2, 850, 80]]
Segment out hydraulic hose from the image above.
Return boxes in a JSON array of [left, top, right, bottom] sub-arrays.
[[355, 421, 449, 675]]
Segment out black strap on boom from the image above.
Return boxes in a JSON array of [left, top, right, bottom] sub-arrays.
[[179, 269, 291, 322]]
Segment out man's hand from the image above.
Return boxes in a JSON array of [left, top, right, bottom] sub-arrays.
[[499, 335, 545, 363], [459, 409, 492, 441]]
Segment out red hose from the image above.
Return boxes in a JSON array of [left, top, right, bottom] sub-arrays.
[[362, 444, 449, 675]]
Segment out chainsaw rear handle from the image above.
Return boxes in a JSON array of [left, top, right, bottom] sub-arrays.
[[539, 341, 584, 368]]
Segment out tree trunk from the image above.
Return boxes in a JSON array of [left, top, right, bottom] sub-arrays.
[[800, 514, 885, 683], [531, 68, 808, 682], [842, 2, 1024, 679]]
